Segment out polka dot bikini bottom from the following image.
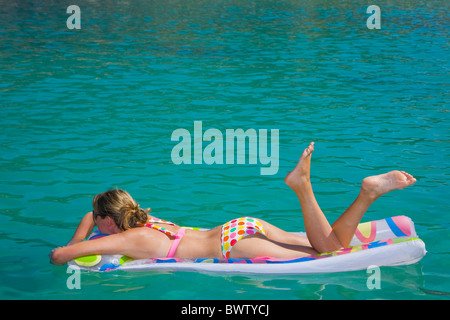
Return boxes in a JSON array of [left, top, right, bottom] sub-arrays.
[[220, 217, 266, 260]]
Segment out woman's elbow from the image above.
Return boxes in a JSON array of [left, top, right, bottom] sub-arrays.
[[49, 247, 69, 265]]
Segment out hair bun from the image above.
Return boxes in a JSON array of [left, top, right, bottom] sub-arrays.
[[133, 204, 148, 224]]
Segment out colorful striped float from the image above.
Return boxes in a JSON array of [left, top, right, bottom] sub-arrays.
[[68, 215, 426, 274]]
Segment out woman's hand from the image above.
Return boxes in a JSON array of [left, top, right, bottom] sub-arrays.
[[50, 212, 96, 266]]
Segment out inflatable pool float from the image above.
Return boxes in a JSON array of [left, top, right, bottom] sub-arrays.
[[68, 215, 426, 274]]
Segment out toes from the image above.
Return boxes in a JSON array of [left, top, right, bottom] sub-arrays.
[[398, 171, 417, 188], [400, 171, 416, 182], [303, 142, 315, 156]]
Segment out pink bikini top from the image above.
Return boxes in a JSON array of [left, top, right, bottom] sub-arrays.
[[140, 217, 185, 258]]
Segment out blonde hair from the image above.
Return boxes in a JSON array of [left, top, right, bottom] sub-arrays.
[[92, 189, 149, 231]]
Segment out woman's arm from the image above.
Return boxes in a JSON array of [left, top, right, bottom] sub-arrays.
[[66, 212, 95, 246], [50, 232, 128, 265]]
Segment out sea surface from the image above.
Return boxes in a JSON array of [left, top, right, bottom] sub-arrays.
[[0, 0, 449, 300]]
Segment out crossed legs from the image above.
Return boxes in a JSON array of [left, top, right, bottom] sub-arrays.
[[284, 142, 417, 253], [230, 142, 417, 259]]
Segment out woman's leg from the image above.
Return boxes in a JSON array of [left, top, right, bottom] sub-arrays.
[[284, 142, 342, 253], [257, 219, 312, 248], [241, 143, 331, 251], [230, 233, 317, 259], [331, 170, 417, 247], [284, 142, 417, 253], [232, 142, 417, 258]]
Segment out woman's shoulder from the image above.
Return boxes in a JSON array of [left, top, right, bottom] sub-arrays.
[[125, 225, 171, 241]]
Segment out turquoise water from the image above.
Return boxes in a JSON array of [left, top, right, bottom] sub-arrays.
[[0, 0, 449, 300]]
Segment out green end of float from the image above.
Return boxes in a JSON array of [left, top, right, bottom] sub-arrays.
[[74, 254, 102, 267], [119, 256, 133, 264]]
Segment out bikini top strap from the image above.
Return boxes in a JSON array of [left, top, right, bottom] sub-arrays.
[[144, 223, 177, 237], [138, 216, 178, 236], [147, 217, 176, 225]]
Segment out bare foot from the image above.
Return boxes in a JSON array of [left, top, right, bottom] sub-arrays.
[[285, 142, 315, 191], [361, 170, 417, 200]]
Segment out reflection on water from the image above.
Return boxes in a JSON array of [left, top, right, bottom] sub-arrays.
[[213, 263, 425, 299]]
